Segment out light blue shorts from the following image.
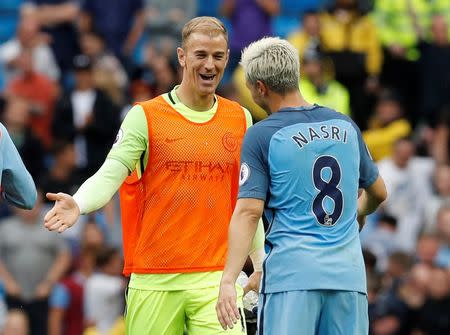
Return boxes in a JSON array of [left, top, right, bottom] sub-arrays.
[[257, 290, 368, 335]]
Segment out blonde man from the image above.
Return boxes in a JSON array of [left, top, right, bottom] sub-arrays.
[[44, 17, 264, 334], [216, 37, 386, 335]]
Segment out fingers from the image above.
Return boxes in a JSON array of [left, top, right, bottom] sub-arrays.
[[46, 192, 60, 201], [45, 215, 61, 230], [216, 295, 240, 330], [43, 206, 57, 223]]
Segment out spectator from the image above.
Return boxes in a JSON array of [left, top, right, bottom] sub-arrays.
[[0, 15, 60, 84], [48, 245, 97, 335], [79, 30, 128, 107], [372, 263, 430, 335], [143, 0, 197, 47], [363, 93, 412, 162], [414, 267, 450, 335], [320, 0, 382, 129], [5, 47, 59, 148], [79, 0, 145, 64], [416, 233, 440, 267], [52, 54, 121, 179], [83, 247, 125, 335], [1, 95, 45, 181], [435, 204, 450, 268], [373, 0, 432, 121], [221, 0, 280, 83], [40, 140, 80, 206], [383, 251, 415, 289], [363, 214, 398, 272], [287, 10, 322, 59], [300, 46, 351, 116], [21, 1, 80, 80], [423, 164, 450, 230], [0, 194, 71, 335], [418, 15, 450, 126], [431, 105, 450, 164], [378, 137, 434, 252]]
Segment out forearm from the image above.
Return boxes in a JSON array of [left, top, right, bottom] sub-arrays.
[[29, 3, 79, 26], [222, 209, 260, 284], [124, 11, 145, 54], [357, 190, 382, 217], [48, 309, 64, 335], [0, 261, 16, 284], [73, 159, 129, 214]]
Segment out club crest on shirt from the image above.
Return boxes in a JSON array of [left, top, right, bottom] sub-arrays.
[[239, 163, 250, 186], [222, 132, 238, 152], [113, 129, 124, 147]]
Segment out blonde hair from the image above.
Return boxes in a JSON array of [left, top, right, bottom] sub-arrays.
[[241, 37, 300, 95], [182, 16, 228, 47]]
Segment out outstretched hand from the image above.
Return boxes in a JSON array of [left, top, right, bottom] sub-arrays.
[[44, 192, 80, 233]]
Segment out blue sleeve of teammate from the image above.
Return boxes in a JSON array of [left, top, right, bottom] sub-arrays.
[[356, 125, 379, 188], [0, 123, 37, 209], [49, 283, 70, 309], [238, 125, 270, 200]]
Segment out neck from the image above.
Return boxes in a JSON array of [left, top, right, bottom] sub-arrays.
[[267, 90, 311, 114], [176, 82, 215, 111]]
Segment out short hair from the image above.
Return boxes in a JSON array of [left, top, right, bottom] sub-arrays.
[[182, 16, 228, 48], [240, 37, 300, 95]]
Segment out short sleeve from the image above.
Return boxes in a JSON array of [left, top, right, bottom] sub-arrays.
[[238, 126, 270, 200], [49, 283, 70, 309]]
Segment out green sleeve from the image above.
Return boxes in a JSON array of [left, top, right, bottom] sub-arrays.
[[73, 159, 129, 214], [250, 218, 265, 253], [243, 107, 253, 129], [107, 104, 148, 172]]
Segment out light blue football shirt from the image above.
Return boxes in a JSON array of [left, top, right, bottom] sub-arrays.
[[238, 105, 378, 294], [0, 122, 36, 209]]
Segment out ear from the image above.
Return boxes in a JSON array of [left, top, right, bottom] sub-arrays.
[[177, 47, 186, 67], [256, 80, 268, 96], [225, 48, 230, 66]]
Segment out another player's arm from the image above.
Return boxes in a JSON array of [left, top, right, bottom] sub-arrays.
[[0, 123, 37, 209], [218, 124, 268, 330], [243, 107, 265, 292], [217, 198, 264, 330], [44, 105, 148, 233]]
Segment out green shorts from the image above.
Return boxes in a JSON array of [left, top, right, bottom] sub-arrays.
[[125, 284, 246, 335]]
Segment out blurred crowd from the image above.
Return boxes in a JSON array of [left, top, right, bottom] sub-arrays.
[[0, 0, 449, 334]]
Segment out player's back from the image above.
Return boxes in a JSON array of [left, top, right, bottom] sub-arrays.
[[247, 105, 377, 294]]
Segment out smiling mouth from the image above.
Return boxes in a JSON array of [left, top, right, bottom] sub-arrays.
[[199, 74, 216, 81]]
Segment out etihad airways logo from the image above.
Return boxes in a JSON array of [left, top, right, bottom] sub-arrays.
[[165, 160, 235, 181]]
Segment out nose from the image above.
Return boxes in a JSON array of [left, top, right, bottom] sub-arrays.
[[204, 55, 214, 71]]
